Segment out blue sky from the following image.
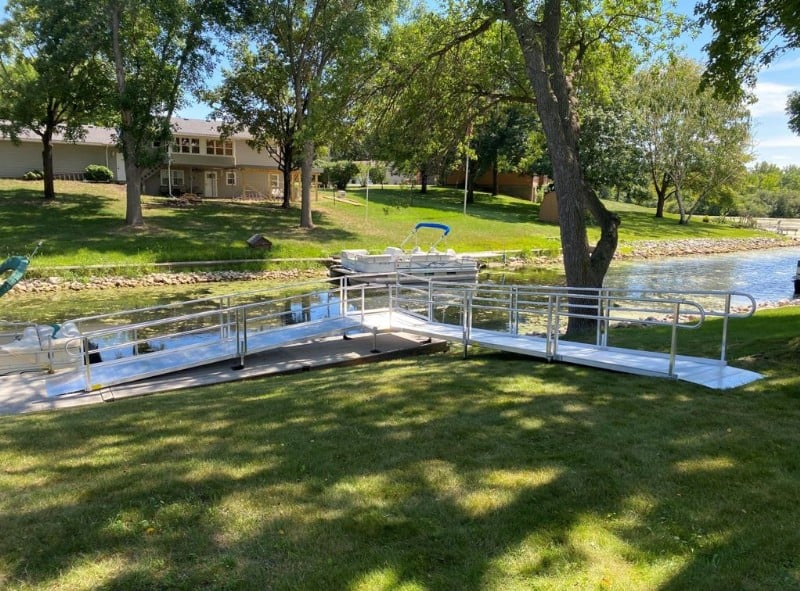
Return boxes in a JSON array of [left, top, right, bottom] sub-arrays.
[[1, 0, 798, 167]]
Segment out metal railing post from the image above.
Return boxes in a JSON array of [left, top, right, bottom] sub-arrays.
[[510, 286, 518, 335], [463, 287, 472, 358], [668, 302, 680, 377], [428, 282, 434, 321], [545, 294, 555, 360], [82, 336, 93, 392], [720, 293, 731, 363]]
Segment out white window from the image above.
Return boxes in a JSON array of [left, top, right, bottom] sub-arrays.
[[225, 170, 237, 186], [173, 136, 200, 154], [207, 139, 234, 156], [160, 169, 185, 186]]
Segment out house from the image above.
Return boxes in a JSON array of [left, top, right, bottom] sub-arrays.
[[0, 124, 119, 181], [0, 118, 307, 200], [444, 168, 550, 202]]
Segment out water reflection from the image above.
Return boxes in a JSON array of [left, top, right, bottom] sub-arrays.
[[604, 246, 800, 304], [485, 246, 800, 305]]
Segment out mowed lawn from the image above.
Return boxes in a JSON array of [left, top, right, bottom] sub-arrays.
[[1, 307, 799, 590], [0, 179, 768, 274]]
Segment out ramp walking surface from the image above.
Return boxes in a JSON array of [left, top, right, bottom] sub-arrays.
[[0, 331, 445, 416]]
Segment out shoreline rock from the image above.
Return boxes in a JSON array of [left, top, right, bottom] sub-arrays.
[[5, 236, 798, 296]]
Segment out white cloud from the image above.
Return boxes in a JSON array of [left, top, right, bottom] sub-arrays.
[[762, 53, 800, 73], [750, 81, 794, 117], [755, 135, 800, 149]]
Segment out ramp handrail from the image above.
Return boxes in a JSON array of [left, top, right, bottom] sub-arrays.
[[389, 281, 713, 377]]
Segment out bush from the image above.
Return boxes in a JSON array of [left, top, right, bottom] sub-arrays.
[[22, 170, 43, 181], [320, 161, 359, 190], [84, 165, 113, 182]]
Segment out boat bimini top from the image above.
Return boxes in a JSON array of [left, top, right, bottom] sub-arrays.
[[399, 222, 452, 252]]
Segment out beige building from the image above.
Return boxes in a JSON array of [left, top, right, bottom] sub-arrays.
[[0, 118, 304, 200]]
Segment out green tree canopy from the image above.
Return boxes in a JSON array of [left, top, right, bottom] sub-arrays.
[[697, 0, 800, 99], [630, 58, 752, 223], [0, 0, 112, 200]]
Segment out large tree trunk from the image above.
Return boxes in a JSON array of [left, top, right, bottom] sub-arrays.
[[419, 163, 428, 194], [654, 172, 669, 217], [300, 140, 314, 228], [281, 142, 293, 208], [124, 152, 144, 227], [40, 131, 55, 200], [491, 157, 499, 196], [110, 4, 143, 227], [503, 0, 619, 334]]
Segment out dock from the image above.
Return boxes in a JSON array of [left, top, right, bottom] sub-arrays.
[[0, 276, 763, 415]]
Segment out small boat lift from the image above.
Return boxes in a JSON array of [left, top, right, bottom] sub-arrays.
[[0, 274, 762, 398]]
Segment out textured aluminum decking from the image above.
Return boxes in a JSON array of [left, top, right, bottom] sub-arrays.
[[364, 310, 762, 390]]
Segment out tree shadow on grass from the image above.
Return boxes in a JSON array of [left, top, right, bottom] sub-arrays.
[[0, 345, 798, 590]]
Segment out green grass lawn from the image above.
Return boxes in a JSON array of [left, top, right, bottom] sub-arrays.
[[0, 306, 798, 590], [0, 178, 797, 589], [0, 180, 769, 276]]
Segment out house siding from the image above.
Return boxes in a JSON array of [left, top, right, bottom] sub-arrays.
[[1, 120, 283, 196], [234, 139, 279, 168], [0, 140, 117, 179]]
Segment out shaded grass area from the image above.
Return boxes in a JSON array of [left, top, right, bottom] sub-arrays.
[[1, 307, 798, 590], [0, 180, 768, 276]]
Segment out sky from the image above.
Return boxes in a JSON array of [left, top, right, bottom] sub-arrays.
[[1, 0, 798, 167], [671, 0, 800, 167]]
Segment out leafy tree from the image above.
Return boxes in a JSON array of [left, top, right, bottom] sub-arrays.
[[209, 42, 298, 208], [578, 99, 646, 202], [0, 0, 112, 200], [364, 12, 531, 197], [472, 104, 541, 196], [106, 0, 221, 226], [223, 0, 399, 229], [741, 163, 800, 218], [491, 0, 679, 331], [697, 0, 800, 99], [788, 91, 800, 136], [697, 0, 800, 141], [369, 163, 388, 187], [630, 58, 751, 223], [320, 161, 358, 190]]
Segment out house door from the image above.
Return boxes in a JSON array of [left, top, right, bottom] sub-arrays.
[[204, 172, 218, 197]]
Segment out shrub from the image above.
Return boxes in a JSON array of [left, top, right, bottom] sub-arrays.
[[22, 170, 43, 181], [84, 164, 113, 182], [320, 161, 359, 190]]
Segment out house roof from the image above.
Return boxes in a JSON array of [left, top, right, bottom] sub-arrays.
[[1, 118, 248, 145], [171, 118, 250, 139], [1, 124, 117, 146]]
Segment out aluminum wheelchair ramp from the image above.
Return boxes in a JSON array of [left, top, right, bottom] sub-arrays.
[[372, 280, 763, 390], [44, 316, 364, 398]]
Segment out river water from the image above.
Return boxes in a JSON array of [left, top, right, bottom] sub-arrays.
[[603, 246, 800, 305]]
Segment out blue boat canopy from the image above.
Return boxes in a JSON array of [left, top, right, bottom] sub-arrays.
[[414, 222, 450, 236]]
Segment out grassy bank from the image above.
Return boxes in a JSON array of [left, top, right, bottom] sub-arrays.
[[0, 179, 769, 275], [0, 306, 798, 590]]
